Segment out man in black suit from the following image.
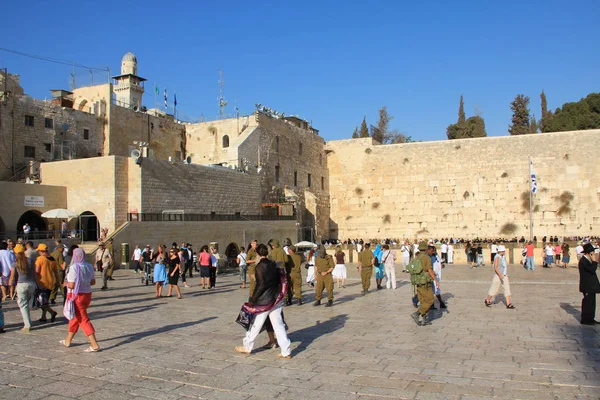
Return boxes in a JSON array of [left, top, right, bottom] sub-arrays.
[[578, 243, 599, 325]]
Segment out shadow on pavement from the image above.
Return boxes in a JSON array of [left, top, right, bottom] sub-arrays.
[[101, 316, 218, 350], [288, 314, 348, 356]]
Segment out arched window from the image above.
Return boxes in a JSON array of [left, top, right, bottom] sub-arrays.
[[222, 135, 230, 148]]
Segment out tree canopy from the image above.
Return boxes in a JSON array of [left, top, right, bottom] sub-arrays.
[[359, 117, 370, 138], [544, 93, 600, 132], [447, 96, 487, 139], [508, 94, 531, 135]]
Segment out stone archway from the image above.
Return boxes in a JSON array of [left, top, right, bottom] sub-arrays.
[[17, 210, 47, 239], [224, 242, 240, 271], [79, 211, 99, 242]]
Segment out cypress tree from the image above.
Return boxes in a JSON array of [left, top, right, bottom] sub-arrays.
[[457, 95, 466, 137], [359, 116, 370, 138], [352, 127, 359, 139], [508, 94, 531, 135], [540, 90, 549, 132]]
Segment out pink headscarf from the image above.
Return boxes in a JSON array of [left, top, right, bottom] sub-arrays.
[[70, 248, 86, 297]]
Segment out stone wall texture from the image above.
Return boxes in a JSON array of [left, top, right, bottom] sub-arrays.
[[326, 130, 600, 240]]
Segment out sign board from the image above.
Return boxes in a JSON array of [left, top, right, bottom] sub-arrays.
[[24, 196, 44, 207]]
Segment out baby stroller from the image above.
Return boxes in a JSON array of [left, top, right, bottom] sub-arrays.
[[142, 261, 154, 285]]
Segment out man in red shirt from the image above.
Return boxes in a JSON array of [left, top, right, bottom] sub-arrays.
[[525, 241, 535, 271]]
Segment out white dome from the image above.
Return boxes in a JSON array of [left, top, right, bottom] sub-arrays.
[[122, 52, 137, 63]]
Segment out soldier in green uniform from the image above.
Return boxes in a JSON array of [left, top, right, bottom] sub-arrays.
[[105, 238, 116, 281], [314, 245, 335, 307], [269, 239, 288, 267], [49, 240, 66, 304], [286, 246, 303, 306], [411, 241, 438, 326], [246, 240, 258, 297], [357, 243, 374, 295]]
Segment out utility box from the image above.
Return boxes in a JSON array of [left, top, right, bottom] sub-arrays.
[[121, 243, 129, 266]]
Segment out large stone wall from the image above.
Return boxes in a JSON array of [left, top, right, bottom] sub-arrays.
[[110, 220, 297, 265], [326, 130, 600, 240], [139, 159, 262, 215]]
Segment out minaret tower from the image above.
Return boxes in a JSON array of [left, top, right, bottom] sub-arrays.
[[112, 52, 146, 109]]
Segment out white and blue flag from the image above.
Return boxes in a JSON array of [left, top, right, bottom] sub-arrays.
[[530, 159, 537, 194], [164, 87, 168, 110]]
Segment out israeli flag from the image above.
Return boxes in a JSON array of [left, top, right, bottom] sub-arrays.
[[530, 159, 537, 194], [164, 87, 168, 110]]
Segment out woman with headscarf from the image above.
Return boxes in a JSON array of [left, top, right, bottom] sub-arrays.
[[235, 244, 291, 358], [373, 244, 385, 290], [60, 248, 100, 352], [10, 244, 36, 332]]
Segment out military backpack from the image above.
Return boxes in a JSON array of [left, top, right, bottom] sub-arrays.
[[406, 256, 430, 286]]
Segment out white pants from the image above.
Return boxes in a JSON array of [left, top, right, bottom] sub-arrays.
[[402, 255, 410, 269], [243, 303, 291, 357], [306, 266, 315, 283], [384, 265, 396, 289]]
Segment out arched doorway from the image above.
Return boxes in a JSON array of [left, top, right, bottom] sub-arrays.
[[224, 242, 240, 271], [79, 211, 99, 242], [0, 217, 5, 241], [17, 210, 47, 240]]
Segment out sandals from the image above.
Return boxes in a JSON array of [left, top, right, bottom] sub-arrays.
[[59, 340, 70, 348], [84, 346, 100, 353], [506, 304, 515, 309], [484, 299, 491, 307]]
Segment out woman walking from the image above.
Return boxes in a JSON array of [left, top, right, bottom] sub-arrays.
[[60, 248, 100, 352], [332, 246, 347, 289], [484, 245, 515, 309], [561, 243, 571, 268], [235, 244, 291, 358], [373, 244, 384, 290], [153, 245, 167, 297], [209, 247, 219, 289], [10, 244, 36, 332], [198, 246, 211, 289], [166, 249, 183, 299], [381, 244, 397, 290], [305, 247, 316, 287], [237, 246, 248, 289], [400, 240, 411, 272]]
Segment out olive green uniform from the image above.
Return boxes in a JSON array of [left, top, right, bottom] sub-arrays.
[[247, 248, 257, 296], [416, 253, 434, 316], [270, 247, 288, 267], [49, 249, 65, 301], [315, 254, 335, 301], [105, 241, 116, 278], [358, 249, 374, 291], [287, 253, 303, 301]]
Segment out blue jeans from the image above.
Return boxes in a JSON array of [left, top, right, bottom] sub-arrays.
[[526, 256, 535, 270]]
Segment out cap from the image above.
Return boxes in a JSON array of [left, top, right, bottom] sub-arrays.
[[497, 245, 506, 252], [13, 244, 25, 253], [37, 243, 48, 251], [418, 241, 429, 251]]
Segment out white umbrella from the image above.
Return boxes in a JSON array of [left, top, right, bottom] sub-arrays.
[[294, 241, 317, 248], [41, 209, 79, 219]]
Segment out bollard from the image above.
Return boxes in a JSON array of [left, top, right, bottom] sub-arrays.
[[121, 243, 129, 267], [509, 246, 514, 264]]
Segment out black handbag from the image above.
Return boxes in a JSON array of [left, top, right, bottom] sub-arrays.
[[235, 306, 255, 331]]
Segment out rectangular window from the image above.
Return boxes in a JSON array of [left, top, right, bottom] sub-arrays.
[[299, 142, 303, 155], [83, 129, 90, 140], [275, 165, 280, 183], [321, 176, 324, 190], [307, 173, 311, 188], [44, 143, 52, 153], [24, 145, 35, 158], [294, 171, 297, 186], [44, 118, 54, 129], [24, 115, 34, 127]]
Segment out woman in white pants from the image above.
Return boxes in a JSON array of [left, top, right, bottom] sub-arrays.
[[484, 245, 515, 309], [235, 244, 291, 359], [305, 248, 316, 287], [381, 244, 397, 289], [400, 240, 410, 272]]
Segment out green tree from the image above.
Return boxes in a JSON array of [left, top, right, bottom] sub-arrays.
[[457, 95, 467, 137], [359, 116, 370, 138], [529, 114, 538, 133], [509, 94, 531, 135], [545, 93, 600, 132], [540, 90, 551, 132], [467, 115, 486, 137], [351, 127, 359, 139], [371, 106, 391, 143]]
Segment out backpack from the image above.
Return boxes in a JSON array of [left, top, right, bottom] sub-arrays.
[[181, 249, 189, 262], [406, 256, 429, 286], [373, 256, 380, 267]]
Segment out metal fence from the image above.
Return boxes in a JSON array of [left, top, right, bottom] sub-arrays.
[[0, 230, 83, 241], [127, 213, 295, 222]]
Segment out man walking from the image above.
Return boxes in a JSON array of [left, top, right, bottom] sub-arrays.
[[410, 241, 439, 326], [525, 241, 535, 271], [287, 246, 303, 305], [131, 245, 142, 273], [578, 243, 599, 325], [314, 245, 334, 307], [357, 243, 374, 295], [96, 242, 112, 290]]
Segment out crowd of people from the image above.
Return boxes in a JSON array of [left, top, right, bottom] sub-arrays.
[[0, 232, 597, 359]]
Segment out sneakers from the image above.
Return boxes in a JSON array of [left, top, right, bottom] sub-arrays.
[[325, 300, 333, 307], [411, 312, 421, 326], [421, 315, 432, 326], [313, 300, 321, 306], [297, 299, 303, 306], [439, 303, 447, 309]]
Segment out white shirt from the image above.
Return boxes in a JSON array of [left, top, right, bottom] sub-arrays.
[[491, 244, 497, 253], [23, 224, 31, 233], [66, 262, 95, 294], [400, 244, 410, 255], [441, 244, 447, 253], [412, 243, 419, 254], [545, 245, 554, 256], [382, 250, 396, 267], [133, 248, 142, 261], [575, 245, 584, 255], [237, 252, 247, 267]]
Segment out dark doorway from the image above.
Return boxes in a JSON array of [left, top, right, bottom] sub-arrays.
[[225, 242, 240, 271], [17, 210, 47, 239], [0, 217, 5, 240], [79, 211, 99, 242]]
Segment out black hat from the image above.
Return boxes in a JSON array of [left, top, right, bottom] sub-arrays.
[[582, 243, 595, 254]]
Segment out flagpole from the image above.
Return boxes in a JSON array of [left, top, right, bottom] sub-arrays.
[[154, 82, 157, 110]]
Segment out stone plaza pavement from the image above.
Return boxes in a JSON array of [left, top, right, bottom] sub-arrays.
[[0, 262, 598, 400]]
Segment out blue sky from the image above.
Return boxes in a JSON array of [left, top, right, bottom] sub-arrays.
[[2, 0, 598, 142]]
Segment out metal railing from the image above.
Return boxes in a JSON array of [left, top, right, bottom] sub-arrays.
[[127, 213, 295, 222], [0, 229, 83, 241]]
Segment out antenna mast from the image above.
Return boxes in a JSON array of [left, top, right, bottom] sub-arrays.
[[218, 70, 227, 118]]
